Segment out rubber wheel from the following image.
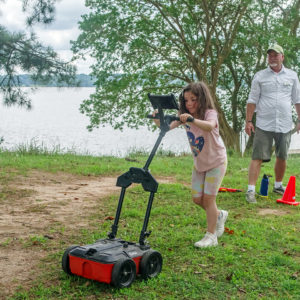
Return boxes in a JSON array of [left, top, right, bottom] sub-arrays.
[[140, 250, 163, 280], [111, 258, 136, 288], [62, 245, 78, 275]]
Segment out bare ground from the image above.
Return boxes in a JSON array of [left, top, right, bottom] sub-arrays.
[[0, 170, 174, 298]]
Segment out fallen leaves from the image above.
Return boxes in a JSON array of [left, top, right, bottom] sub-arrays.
[[224, 227, 234, 235], [283, 250, 292, 256], [44, 234, 54, 240], [194, 271, 202, 275], [223, 227, 247, 236], [226, 273, 233, 281], [238, 288, 247, 294], [104, 216, 114, 220], [198, 264, 210, 268], [291, 272, 298, 279]]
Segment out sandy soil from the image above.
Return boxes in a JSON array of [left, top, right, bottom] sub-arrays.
[[257, 208, 290, 216], [0, 170, 174, 298]]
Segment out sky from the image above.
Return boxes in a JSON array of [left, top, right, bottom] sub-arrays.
[[0, 0, 92, 74]]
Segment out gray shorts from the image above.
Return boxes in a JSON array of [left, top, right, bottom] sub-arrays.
[[252, 127, 291, 162]]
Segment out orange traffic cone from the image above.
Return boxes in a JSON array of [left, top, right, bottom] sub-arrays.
[[276, 176, 299, 206]]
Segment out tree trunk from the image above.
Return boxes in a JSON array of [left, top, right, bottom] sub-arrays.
[[210, 86, 241, 151], [218, 108, 240, 151]]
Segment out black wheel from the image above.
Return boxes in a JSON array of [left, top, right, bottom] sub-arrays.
[[62, 245, 78, 275], [111, 258, 136, 288], [140, 250, 163, 280]]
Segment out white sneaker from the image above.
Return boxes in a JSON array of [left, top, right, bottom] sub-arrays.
[[246, 190, 257, 203], [273, 185, 285, 195], [215, 210, 228, 237], [194, 232, 218, 248]]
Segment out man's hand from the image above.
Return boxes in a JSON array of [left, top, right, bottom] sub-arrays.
[[245, 121, 255, 136], [296, 121, 300, 134]]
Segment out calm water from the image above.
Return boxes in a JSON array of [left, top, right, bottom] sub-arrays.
[[0, 88, 190, 156], [0, 87, 299, 156]]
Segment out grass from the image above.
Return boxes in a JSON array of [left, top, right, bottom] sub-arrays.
[[1, 148, 300, 299]]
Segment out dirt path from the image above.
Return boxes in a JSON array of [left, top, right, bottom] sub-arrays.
[[0, 170, 174, 298]]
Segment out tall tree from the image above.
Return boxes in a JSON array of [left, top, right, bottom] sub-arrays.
[[0, 0, 77, 108], [73, 0, 300, 150], [73, 0, 251, 149]]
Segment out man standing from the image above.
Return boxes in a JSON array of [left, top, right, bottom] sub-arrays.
[[245, 44, 300, 203]]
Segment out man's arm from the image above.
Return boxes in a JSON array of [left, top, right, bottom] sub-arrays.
[[245, 103, 256, 136], [245, 72, 260, 136], [295, 103, 300, 134]]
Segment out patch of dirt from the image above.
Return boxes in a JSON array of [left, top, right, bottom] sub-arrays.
[[0, 170, 175, 298], [258, 208, 290, 216]]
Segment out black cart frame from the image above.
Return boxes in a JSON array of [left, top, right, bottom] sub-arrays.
[[107, 93, 179, 247]]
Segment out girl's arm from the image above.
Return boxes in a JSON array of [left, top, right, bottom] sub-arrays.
[[169, 120, 181, 130], [180, 113, 217, 132], [152, 111, 181, 130]]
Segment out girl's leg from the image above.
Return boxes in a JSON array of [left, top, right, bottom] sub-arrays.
[[191, 167, 205, 208], [194, 162, 227, 248], [192, 167, 220, 233], [203, 162, 228, 236], [201, 194, 218, 234], [193, 196, 203, 207], [192, 170, 218, 248]]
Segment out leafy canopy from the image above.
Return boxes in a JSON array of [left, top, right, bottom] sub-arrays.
[[73, 0, 300, 150]]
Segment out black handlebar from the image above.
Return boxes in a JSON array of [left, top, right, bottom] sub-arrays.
[[147, 113, 194, 123]]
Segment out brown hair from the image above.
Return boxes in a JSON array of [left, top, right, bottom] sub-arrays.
[[179, 81, 216, 120]]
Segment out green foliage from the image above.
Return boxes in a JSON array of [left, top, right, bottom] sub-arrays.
[[22, 0, 57, 26], [73, 0, 300, 149], [0, 1, 77, 107], [73, 0, 250, 131]]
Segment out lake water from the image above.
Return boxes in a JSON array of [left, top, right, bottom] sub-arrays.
[[0, 87, 299, 156], [0, 88, 190, 157]]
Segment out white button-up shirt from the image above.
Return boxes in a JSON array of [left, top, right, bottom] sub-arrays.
[[247, 65, 300, 133]]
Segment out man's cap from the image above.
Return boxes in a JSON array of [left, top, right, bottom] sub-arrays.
[[267, 44, 284, 54]]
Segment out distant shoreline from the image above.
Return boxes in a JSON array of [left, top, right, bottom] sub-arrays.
[[0, 74, 95, 87]]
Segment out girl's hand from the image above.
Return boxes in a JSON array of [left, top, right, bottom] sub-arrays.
[[180, 113, 194, 123], [152, 110, 160, 127]]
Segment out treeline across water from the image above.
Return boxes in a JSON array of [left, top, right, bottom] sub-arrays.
[[0, 74, 95, 87]]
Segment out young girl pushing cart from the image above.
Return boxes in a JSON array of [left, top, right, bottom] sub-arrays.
[[153, 82, 228, 247]]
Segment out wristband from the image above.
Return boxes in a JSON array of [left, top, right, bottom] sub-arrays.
[[247, 120, 252, 123]]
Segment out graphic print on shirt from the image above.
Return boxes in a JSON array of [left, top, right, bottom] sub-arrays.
[[187, 131, 204, 157]]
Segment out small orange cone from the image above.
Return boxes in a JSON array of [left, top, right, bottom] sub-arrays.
[[276, 176, 299, 206]]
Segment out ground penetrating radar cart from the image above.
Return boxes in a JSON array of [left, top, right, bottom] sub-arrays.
[[61, 93, 181, 288]]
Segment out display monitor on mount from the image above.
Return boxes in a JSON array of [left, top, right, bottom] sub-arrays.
[[147, 93, 179, 110]]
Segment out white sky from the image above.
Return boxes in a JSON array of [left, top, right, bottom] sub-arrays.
[[0, 0, 93, 74]]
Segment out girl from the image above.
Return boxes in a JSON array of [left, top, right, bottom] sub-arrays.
[[154, 82, 228, 247]]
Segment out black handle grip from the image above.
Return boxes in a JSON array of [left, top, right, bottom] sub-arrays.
[[147, 114, 194, 122], [171, 116, 194, 122]]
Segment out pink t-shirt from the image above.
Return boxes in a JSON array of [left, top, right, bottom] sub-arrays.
[[184, 109, 227, 172]]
